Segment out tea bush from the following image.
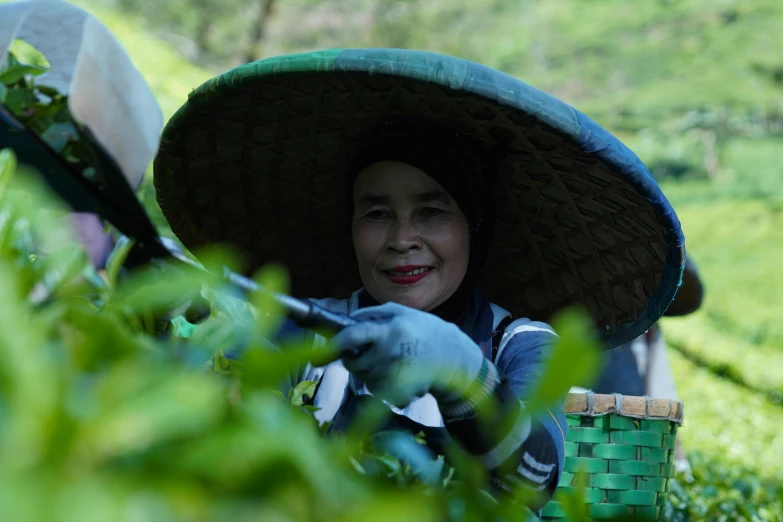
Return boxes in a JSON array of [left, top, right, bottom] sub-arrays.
[[0, 146, 617, 521]]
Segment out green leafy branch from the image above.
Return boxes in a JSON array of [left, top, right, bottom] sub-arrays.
[[1, 39, 101, 188], [0, 41, 629, 522]]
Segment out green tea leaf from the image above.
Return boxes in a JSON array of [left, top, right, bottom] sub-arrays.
[[0, 63, 48, 84], [1, 52, 21, 73], [172, 391, 360, 502], [170, 315, 198, 339], [214, 352, 232, 372], [189, 313, 240, 356], [34, 84, 61, 98], [250, 263, 290, 339], [288, 380, 318, 406], [523, 307, 601, 416], [0, 259, 60, 470], [36, 244, 90, 302], [108, 262, 208, 317], [9, 39, 51, 69], [37, 122, 77, 153], [559, 471, 591, 522], [105, 237, 135, 289], [341, 490, 438, 522], [74, 368, 225, 462], [0, 149, 17, 197], [370, 431, 445, 486], [59, 297, 157, 372], [239, 337, 322, 394], [2, 86, 36, 114]]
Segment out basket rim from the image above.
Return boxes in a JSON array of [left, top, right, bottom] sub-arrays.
[[565, 392, 684, 424]]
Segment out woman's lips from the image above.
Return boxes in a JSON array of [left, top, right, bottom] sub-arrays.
[[383, 265, 434, 285]]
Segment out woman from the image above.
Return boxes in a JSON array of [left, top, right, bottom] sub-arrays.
[[153, 49, 686, 510]]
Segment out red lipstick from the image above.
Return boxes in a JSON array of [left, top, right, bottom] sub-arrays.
[[383, 265, 434, 285]]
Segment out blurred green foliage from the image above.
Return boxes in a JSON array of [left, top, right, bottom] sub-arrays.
[[0, 45, 625, 518], [0, 147, 548, 521], [0, 47, 611, 513], [3, 0, 783, 518], [1, 39, 578, 520]]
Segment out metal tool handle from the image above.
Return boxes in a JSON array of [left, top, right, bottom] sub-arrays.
[[222, 267, 361, 330], [161, 241, 371, 358], [157, 238, 363, 333]]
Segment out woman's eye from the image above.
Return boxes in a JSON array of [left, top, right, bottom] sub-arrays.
[[366, 209, 390, 219], [421, 207, 445, 217]]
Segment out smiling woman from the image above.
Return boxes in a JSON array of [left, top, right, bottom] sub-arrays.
[[348, 122, 494, 317], [152, 48, 685, 513], [351, 160, 471, 312]]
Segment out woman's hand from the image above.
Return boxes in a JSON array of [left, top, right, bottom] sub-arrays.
[[332, 302, 487, 408]]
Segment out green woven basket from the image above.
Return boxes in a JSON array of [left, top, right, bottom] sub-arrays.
[[542, 393, 684, 520]]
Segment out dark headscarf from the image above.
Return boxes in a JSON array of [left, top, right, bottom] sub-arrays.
[[346, 121, 497, 324]]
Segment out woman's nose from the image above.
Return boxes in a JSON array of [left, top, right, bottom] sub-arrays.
[[387, 218, 422, 252]]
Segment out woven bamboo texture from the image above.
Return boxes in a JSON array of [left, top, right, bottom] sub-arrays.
[[541, 393, 683, 520], [155, 72, 670, 334]]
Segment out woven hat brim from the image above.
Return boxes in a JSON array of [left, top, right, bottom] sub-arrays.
[[153, 48, 685, 348], [663, 257, 704, 317]]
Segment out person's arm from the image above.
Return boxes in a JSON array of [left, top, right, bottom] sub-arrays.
[[332, 304, 565, 509], [438, 324, 566, 509], [645, 326, 679, 401], [644, 326, 692, 474]]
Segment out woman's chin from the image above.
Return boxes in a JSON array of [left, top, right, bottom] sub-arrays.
[[394, 295, 430, 310], [376, 287, 438, 311]]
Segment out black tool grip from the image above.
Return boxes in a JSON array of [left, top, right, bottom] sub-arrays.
[[296, 300, 373, 358]]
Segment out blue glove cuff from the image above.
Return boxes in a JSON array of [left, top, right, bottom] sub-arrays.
[[436, 358, 500, 420]]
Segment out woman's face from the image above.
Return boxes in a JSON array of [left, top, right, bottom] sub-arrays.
[[352, 161, 470, 311]]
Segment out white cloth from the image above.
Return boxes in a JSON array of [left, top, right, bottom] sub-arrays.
[[569, 329, 679, 401], [645, 330, 679, 401], [0, 0, 163, 189]]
